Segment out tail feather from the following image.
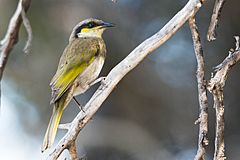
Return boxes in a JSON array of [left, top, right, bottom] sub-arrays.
[[41, 103, 64, 152]]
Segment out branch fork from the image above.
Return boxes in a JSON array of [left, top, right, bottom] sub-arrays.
[[208, 36, 240, 93], [206, 36, 240, 160], [0, 0, 32, 109]]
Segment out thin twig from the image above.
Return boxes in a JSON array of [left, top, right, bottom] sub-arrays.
[[0, 0, 31, 108], [58, 123, 72, 130], [207, 0, 226, 41], [21, 7, 32, 54], [208, 36, 240, 160], [189, 17, 209, 160], [46, 0, 205, 159]]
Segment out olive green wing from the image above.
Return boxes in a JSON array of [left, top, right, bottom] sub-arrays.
[[50, 38, 100, 103]]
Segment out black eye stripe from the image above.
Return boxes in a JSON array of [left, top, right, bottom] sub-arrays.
[[74, 22, 100, 38], [74, 26, 82, 38]]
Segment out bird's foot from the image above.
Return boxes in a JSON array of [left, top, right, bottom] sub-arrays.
[[89, 76, 106, 87]]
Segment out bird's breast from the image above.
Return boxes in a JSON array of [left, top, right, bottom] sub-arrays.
[[73, 56, 105, 96]]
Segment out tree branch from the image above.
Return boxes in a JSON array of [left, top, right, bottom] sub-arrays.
[[207, 0, 226, 41], [207, 36, 240, 160], [21, 6, 33, 54], [0, 0, 32, 108], [189, 17, 209, 160], [46, 0, 206, 159], [58, 123, 72, 130]]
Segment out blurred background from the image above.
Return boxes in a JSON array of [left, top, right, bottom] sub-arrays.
[[0, 0, 240, 159]]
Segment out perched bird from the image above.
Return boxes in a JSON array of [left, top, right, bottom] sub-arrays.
[[42, 18, 114, 152]]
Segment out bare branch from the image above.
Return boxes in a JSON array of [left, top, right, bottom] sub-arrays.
[[208, 37, 240, 91], [21, 7, 32, 54], [212, 89, 225, 160], [58, 123, 72, 130], [189, 17, 209, 160], [46, 0, 205, 159], [234, 36, 239, 50], [0, 0, 31, 108], [207, 0, 226, 41], [208, 36, 240, 160]]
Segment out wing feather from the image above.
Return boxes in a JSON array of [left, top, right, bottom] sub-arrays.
[[50, 38, 100, 103]]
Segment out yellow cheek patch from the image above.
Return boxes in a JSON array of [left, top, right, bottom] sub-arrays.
[[81, 28, 90, 33]]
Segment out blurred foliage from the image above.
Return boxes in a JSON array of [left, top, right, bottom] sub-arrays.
[[0, 0, 240, 159]]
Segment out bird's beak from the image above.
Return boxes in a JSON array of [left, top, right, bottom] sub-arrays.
[[101, 22, 115, 28]]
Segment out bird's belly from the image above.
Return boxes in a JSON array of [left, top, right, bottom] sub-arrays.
[[73, 56, 105, 96]]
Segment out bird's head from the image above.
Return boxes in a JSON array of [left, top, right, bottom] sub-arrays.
[[69, 18, 114, 41]]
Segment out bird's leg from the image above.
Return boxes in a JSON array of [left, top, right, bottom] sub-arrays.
[[73, 97, 85, 113], [89, 76, 106, 87]]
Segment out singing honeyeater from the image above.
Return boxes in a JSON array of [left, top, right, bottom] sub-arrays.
[[42, 18, 114, 152]]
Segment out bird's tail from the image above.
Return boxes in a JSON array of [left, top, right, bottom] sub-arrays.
[[41, 101, 64, 152]]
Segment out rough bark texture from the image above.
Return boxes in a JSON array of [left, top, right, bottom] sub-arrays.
[[189, 17, 209, 160]]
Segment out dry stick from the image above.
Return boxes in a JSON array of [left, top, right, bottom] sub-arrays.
[[189, 17, 209, 160], [207, 0, 226, 41], [58, 123, 71, 130], [21, 7, 33, 54], [46, 0, 206, 159], [212, 90, 225, 160], [0, 0, 31, 107], [208, 36, 240, 160]]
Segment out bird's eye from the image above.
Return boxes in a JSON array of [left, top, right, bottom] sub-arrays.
[[88, 22, 95, 28]]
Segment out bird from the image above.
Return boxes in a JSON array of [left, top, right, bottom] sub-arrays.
[[41, 18, 114, 152]]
